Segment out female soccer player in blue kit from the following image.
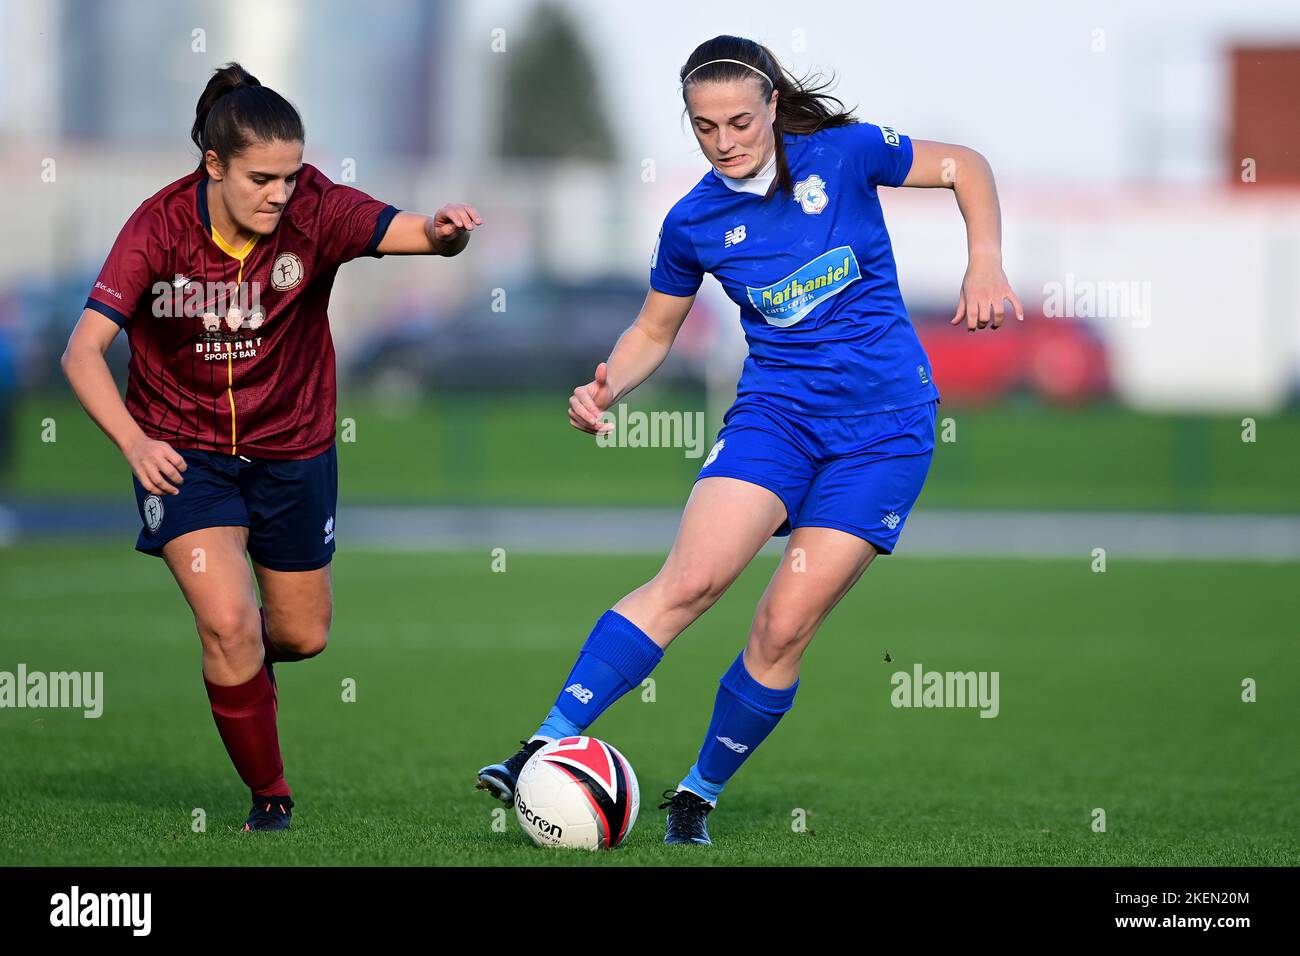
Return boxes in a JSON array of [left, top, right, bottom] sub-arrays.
[[478, 35, 1022, 846]]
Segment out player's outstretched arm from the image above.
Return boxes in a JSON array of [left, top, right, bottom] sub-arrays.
[[568, 289, 695, 435], [376, 206, 483, 257], [61, 309, 188, 496], [903, 140, 1023, 331]]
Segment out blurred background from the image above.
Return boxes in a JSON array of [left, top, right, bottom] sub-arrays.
[[1, 0, 1298, 547]]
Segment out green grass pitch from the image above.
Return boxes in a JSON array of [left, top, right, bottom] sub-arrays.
[[1, 543, 1295, 866], [9, 393, 1300, 512]]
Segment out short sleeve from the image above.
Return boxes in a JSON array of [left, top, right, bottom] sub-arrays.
[[847, 122, 914, 188], [85, 205, 168, 328], [317, 177, 400, 265], [648, 201, 703, 298]]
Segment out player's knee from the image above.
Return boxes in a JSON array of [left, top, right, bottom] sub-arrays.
[[273, 617, 331, 659], [198, 607, 262, 658], [659, 564, 726, 614], [749, 603, 812, 665], [296, 622, 330, 658]]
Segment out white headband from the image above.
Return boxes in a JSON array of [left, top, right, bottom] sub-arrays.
[[682, 58, 773, 87]]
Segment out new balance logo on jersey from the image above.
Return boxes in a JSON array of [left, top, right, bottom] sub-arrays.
[[716, 736, 749, 753], [565, 683, 594, 705], [881, 512, 901, 530], [724, 225, 747, 248]]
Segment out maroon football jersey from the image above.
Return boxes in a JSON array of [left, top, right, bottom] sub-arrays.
[[85, 164, 399, 459]]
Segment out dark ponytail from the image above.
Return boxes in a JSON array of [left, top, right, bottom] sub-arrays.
[[680, 36, 856, 197], [191, 62, 305, 171]]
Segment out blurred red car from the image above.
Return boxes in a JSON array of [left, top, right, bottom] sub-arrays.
[[913, 309, 1109, 406]]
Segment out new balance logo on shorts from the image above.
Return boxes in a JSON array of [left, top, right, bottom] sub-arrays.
[[716, 736, 749, 753], [564, 683, 594, 705], [881, 512, 901, 530]]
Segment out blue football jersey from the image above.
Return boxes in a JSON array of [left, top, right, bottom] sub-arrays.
[[650, 122, 940, 416]]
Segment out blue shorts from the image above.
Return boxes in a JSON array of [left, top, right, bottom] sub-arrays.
[[132, 443, 338, 571], [697, 398, 936, 554]]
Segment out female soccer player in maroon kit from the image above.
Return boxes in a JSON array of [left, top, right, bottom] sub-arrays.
[[61, 63, 481, 830]]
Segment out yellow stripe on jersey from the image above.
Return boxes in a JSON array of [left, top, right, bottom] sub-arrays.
[[211, 228, 260, 263], [213, 236, 258, 455]]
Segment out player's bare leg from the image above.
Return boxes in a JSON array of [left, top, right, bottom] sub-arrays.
[[162, 526, 261, 685], [477, 476, 785, 802], [162, 526, 294, 830], [253, 561, 333, 662], [744, 526, 879, 687], [662, 526, 878, 844], [613, 476, 788, 646]]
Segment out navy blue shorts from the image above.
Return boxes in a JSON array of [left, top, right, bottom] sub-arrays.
[[696, 398, 936, 554], [132, 443, 338, 571]]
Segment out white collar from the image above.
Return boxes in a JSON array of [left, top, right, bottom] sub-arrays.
[[712, 149, 777, 196]]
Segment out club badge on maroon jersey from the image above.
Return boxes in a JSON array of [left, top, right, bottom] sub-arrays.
[[271, 252, 304, 291]]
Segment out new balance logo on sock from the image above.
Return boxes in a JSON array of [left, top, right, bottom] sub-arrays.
[[564, 683, 594, 705], [716, 736, 749, 753]]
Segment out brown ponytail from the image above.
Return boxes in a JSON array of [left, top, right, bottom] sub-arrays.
[[680, 36, 857, 197], [191, 62, 304, 171]]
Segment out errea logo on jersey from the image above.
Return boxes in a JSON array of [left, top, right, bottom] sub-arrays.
[[745, 246, 862, 328]]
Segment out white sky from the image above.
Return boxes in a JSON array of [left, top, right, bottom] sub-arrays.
[[463, 0, 1300, 183]]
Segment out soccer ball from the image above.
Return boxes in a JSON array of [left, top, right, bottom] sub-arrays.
[[514, 736, 639, 850]]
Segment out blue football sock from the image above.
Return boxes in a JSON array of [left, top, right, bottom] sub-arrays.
[[534, 610, 664, 741], [678, 651, 798, 805]]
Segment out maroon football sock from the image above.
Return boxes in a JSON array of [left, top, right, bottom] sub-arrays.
[[204, 667, 291, 798]]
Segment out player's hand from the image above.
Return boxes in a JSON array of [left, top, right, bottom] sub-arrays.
[[125, 436, 187, 495], [952, 256, 1023, 331], [569, 362, 616, 435], [431, 203, 483, 242]]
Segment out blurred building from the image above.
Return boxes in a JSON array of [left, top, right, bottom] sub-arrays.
[[0, 0, 1297, 411]]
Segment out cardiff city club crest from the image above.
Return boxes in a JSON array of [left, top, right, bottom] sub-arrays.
[[793, 174, 829, 214]]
